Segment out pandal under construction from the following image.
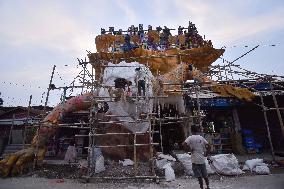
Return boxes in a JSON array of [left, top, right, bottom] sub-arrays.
[[1, 21, 284, 180]]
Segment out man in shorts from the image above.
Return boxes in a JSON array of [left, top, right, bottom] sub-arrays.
[[182, 125, 211, 189]]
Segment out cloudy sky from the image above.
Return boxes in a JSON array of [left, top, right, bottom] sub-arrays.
[[0, 0, 284, 107]]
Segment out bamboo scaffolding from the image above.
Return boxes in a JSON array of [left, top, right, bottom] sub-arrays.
[[84, 143, 159, 148], [105, 115, 132, 117], [99, 119, 148, 124], [23, 40, 284, 180], [75, 131, 159, 137]]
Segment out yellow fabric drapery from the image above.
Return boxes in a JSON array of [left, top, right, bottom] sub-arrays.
[[212, 84, 256, 102]]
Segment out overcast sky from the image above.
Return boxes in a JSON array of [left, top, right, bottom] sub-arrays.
[[0, 0, 284, 107]]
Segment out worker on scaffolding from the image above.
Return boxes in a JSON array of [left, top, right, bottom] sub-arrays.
[[135, 67, 146, 96], [182, 125, 211, 189], [113, 77, 131, 101]]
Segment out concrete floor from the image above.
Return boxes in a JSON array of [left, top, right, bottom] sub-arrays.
[[1, 174, 284, 189]]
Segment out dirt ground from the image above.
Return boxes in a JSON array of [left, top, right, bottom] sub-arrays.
[[1, 174, 284, 189], [16, 160, 284, 179], [1, 157, 284, 189]]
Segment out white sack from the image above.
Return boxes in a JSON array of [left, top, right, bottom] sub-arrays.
[[253, 165, 270, 175], [244, 158, 263, 171], [156, 158, 169, 170], [78, 159, 88, 169], [158, 154, 176, 162], [210, 154, 244, 175], [176, 153, 193, 175], [64, 146, 77, 163], [163, 163, 175, 182], [242, 164, 250, 171], [177, 153, 215, 175], [119, 159, 134, 166], [95, 155, 106, 173]]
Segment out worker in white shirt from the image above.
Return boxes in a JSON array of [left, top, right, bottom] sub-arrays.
[[182, 125, 211, 189], [135, 67, 146, 96]]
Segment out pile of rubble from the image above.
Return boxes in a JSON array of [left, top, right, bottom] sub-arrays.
[[24, 153, 283, 183]]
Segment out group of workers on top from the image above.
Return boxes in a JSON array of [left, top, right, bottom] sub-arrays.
[[101, 21, 212, 53]]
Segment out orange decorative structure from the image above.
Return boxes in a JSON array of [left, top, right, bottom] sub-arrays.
[[0, 93, 93, 177], [88, 46, 225, 75]]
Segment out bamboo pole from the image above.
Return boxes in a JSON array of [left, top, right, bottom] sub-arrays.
[[35, 65, 55, 168], [23, 95, 32, 150], [133, 133, 137, 175], [76, 131, 159, 137], [195, 85, 202, 127], [82, 64, 86, 94], [133, 64, 139, 176], [8, 114, 15, 145], [43, 65, 56, 113], [149, 115, 154, 175], [260, 93, 276, 161], [159, 110, 164, 153], [91, 65, 94, 93], [269, 80, 284, 137]]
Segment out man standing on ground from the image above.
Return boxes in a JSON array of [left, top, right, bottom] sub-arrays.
[[182, 125, 211, 189]]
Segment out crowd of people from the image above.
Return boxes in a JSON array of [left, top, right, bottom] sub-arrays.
[[102, 21, 211, 53]]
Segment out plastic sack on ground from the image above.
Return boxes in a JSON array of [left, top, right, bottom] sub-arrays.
[[244, 158, 263, 171], [119, 159, 134, 166], [209, 154, 244, 175], [176, 153, 215, 175], [176, 153, 193, 175], [253, 165, 270, 175], [242, 164, 250, 171], [156, 158, 169, 170], [78, 159, 88, 169], [64, 146, 77, 163], [158, 154, 176, 162], [156, 153, 176, 170], [95, 155, 105, 173], [163, 163, 175, 182], [90, 147, 102, 167]]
